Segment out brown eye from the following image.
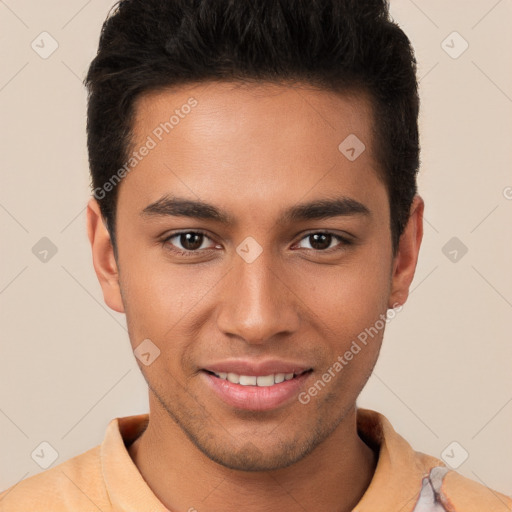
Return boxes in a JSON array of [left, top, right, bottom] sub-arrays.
[[177, 232, 204, 251], [297, 232, 350, 252], [308, 233, 332, 250], [163, 230, 216, 255]]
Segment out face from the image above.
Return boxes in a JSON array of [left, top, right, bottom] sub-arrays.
[[88, 81, 422, 471]]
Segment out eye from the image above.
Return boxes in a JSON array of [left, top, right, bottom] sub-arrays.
[[163, 230, 218, 256], [295, 231, 352, 252], [162, 229, 353, 258]]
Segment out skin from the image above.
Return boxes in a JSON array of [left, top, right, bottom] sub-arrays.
[[87, 81, 424, 512]]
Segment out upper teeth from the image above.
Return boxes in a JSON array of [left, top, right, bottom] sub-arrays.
[[213, 372, 295, 386]]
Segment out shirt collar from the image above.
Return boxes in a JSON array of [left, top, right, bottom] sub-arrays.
[[101, 413, 170, 512], [354, 407, 444, 511]]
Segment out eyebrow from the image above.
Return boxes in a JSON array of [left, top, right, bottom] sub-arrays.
[[141, 194, 370, 225]]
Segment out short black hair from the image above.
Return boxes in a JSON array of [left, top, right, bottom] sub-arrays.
[[85, 0, 420, 257]]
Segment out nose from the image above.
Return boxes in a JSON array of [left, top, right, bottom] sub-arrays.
[[215, 244, 301, 345]]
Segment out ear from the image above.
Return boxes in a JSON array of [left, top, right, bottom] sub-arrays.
[[388, 195, 424, 308], [86, 197, 125, 313]]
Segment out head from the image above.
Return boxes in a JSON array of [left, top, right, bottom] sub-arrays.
[[86, 0, 423, 471]]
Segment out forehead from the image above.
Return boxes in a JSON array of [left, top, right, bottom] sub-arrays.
[[133, 81, 376, 153], [118, 81, 386, 226]]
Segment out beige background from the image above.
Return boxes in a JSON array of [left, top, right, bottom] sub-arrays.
[[1, 0, 511, 499]]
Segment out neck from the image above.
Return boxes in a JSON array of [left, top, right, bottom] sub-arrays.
[[129, 396, 377, 512]]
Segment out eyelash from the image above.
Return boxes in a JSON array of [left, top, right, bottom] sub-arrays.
[[161, 229, 352, 258]]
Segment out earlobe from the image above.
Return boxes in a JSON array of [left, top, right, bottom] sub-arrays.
[[86, 197, 125, 313], [388, 195, 424, 309]]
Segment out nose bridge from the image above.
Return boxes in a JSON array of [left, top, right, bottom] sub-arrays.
[[216, 242, 298, 344]]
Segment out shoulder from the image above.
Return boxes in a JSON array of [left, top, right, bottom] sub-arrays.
[[357, 408, 511, 512], [434, 467, 512, 512], [0, 445, 111, 512], [408, 445, 511, 511]]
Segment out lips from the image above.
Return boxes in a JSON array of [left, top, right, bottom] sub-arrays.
[[201, 360, 313, 411]]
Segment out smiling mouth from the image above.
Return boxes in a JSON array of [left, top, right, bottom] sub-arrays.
[[204, 369, 312, 387]]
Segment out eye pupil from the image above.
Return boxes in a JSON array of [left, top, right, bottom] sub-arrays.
[[181, 232, 203, 250], [310, 233, 331, 250]]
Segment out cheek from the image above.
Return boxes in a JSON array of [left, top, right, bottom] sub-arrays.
[[301, 248, 391, 328], [296, 254, 392, 390], [304, 264, 390, 393], [118, 254, 219, 349]]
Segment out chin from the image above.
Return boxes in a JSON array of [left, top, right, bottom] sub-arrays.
[[195, 438, 314, 472]]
